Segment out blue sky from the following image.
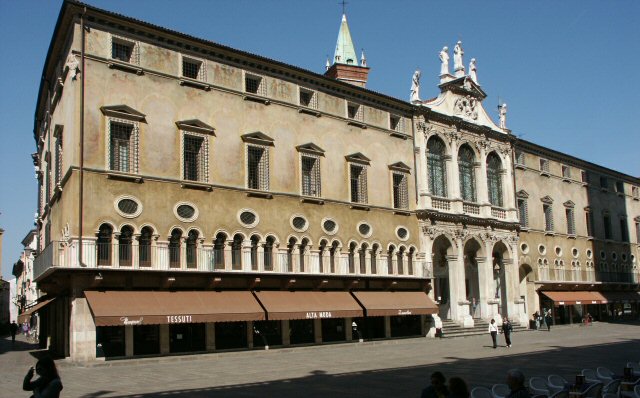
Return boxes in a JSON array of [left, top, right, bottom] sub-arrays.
[[1, 0, 638, 278]]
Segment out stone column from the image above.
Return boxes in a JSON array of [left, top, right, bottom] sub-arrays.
[[384, 316, 391, 338], [453, 239, 472, 326], [132, 233, 140, 268], [247, 321, 254, 349], [206, 323, 215, 351], [224, 239, 233, 270], [113, 232, 120, 267], [310, 249, 320, 274], [69, 292, 97, 362], [281, 320, 290, 346], [160, 324, 170, 354], [345, 318, 353, 342], [449, 143, 463, 213], [180, 236, 187, 269], [476, 256, 490, 320], [501, 153, 517, 221], [417, 139, 429, 208], [477, 145, 490, 216], [256, 242, 265, 271], [242, 241, 252, 272], [151, 234, 159, 270], [380, 253, 389, 276], [314, 319, 322, 344], [125, 325, 134, 357]]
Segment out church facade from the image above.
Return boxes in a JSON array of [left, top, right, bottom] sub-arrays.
[[28, 1, 639, 361]]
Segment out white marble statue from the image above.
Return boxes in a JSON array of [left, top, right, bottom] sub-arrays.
[[469, 58, 478, 83], [453, 41, 464, 73], [499, 103, 508, 129], [439, 46, 449, 76], [410, 70, 421, 103]]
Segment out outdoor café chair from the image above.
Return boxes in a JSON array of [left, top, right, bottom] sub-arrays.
[[602, 379, 621, 396], [548, 375, 569, 394], [471, 386, 494, 398], [492, 383, 510, 398], [529, 377, 551, 396], [548, 390, 568, 398], [581, 369, 600, 384], [597, 367, 615, 381], [583, 382, 603, 398]]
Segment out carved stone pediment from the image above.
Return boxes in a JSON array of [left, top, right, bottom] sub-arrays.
[[454, 95, 479, 120]]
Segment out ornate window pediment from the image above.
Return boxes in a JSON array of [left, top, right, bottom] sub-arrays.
[[388, 161, 411, 173], [345, 152, 371, 165], [296, 143, 325, 156], [175, 119, 215, 135], [516, 190, 529, 199], [100, 105, 146, 122], [563, 200, 575, 208], [241, 131, 275, 146], [540, 195, 554, 204]]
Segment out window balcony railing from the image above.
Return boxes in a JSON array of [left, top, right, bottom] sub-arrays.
[[491, 207, 506, 219], [33, 241, 429, 280], [463, 202, 480, 215], [431, 197, 451, 211]]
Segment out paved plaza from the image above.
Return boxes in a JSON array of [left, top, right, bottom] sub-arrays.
[[1, 322, 638, 397]]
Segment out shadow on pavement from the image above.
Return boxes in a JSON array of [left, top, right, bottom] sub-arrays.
[[81, 338, 640, 398]]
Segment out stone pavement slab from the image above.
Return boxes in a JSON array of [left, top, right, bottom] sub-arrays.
[[1, 322, 638, 397]]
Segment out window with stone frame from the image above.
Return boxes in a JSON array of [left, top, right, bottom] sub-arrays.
[[350, 164, 368, 203], [620, 218, 629, 242], [389, 114, 405, 132], [539, 158, 550, 173], [636, 221, 640, 244], [585, 210, 595, 237], [53, 125, 63, 187], [581, 170, 588, 183], [615, 181, 624, 194], [603, 213, 612, 239], [562, 165, 571, 179], [182, 132, 208, 182], [347, 102, 363, 121], [247, 145, 269, 190], [427, 136, 447, 197], [600, 176, 608, 190], [301, 155, 321, 197], [565, 207, 576, 235], [182, 56, 205, 81], [632, 186, 639, 199], [392, 171, 409, 209], [108, 120, 138, 173], [299, 87, 317, 109], [110, 34, 139, 64], [245, 73, 266, 96], [543, 203, 554, 232], [517, 198, 528, 228], [458, 145, 476, 202], [487, 153, 503, 207], [515, 151, 525, 166]]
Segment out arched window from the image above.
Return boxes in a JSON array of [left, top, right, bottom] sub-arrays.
[[214, 232, 226, 270], [286, 237, 297, 272], [300, 238, 309, 272], [186, 230, 199, 269], [371, 244, 379, 274], [169, 229, 182, 268], [139, 226, 153, 267], [458, 145, 476, 202], [427, 136, 447, 197], [359, 243, 368, 274], [348, 242, 357, 273], [397, 246, 405, 275], [329, 241, 339, 273], [318, 240, 327, 273], [97, 224, 113, 266], [487, 153, 503, 207], [264, 236, 275, 271], [250, 235, 260, 271], [387, 245, 396, 274], [119, 226, 133, 266], [232, 234, 243, 270]]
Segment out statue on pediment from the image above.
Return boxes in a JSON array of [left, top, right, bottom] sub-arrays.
[[453, 41, 465, 75], [499, 103, 507, 129], [469, 58, 478, 83], [439, 46, 450, 76]]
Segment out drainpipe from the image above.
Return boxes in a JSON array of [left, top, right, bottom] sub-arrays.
[[78, 7, 86, 266]]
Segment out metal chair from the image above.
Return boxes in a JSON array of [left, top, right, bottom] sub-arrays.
[[549, 390, 568, 398], [547, 375, 569, 394], [583, 382, 603, 398], [529, 377, 551, 396], [602, 379, 620, 396], [492, 383, 510, 398], [471, 387, 494, 398], [597, 367, 615, 381], [581, 369, 600, 384]]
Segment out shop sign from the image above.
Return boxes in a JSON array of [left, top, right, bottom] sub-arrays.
[[305, 312, 332, 319], [120, 316, 143, 325], [398, 310, 412, 315], [167, 315, 193, 324]]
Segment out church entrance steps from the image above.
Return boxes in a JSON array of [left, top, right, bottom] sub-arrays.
[[438, 319, 529, 339]]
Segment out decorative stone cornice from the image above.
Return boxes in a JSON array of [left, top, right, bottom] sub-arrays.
[[417, 210, 520, 232]]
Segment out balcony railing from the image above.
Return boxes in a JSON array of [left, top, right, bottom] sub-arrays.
[[491, 207, 506, 219], [463, 202, 480, 215], [33, 241, 430, 280], [431, 197, 451, 211]]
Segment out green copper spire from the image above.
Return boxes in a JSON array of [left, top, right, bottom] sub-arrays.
[[334, 14, 358, 66]]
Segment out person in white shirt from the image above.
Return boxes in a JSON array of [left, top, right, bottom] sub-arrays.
[[488, 318, 499, 348]]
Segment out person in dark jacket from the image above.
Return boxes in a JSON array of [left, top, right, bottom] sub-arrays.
[[421, 371, 449, 398], [502, 317, 513, 347], [506, 369, 531, 398], [9, 320, 18, 343], [448, 377, 470, 398], [23, 356, 63, 398]]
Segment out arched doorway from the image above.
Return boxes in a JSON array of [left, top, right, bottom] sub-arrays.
[[463, 238, 484, 318], [492, 241, 511, 316], [432, 235, 454, 319], [519, 263, 534, 319]]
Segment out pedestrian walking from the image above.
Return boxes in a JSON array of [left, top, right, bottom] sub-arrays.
[[23, 356, 63, 398], [533, 311, 540, 330], [9, 320, 18, 344], [502, 317, 513, 347], [488, 318, 498, 348], [544, 309, 552, 331]]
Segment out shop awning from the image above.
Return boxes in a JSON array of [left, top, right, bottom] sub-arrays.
[[253, 291, 364, 320], [352, 291, 438, 317], [541, 291, 607, 306], [84, 291, 265, 327], [601, 291, 640, 303], [18, 298, 55, 324]]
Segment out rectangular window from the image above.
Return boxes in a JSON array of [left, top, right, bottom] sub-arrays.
[[543, 204, 553, 232], [389, 115, 404, 132], [600, 176, 608, 190], [247, 145, 269, 190], [245, 74, 266, 96], [350, 164, 368, 203], [517, 198, 528, 228], [301, 155, 321, 197], [581, 170, 588, 183], [183, 134, 207, 182], [636, 222, 640, 244], [109, 121, 135, 172], [45, 162, 51, 204], [562, 165, 571, 179], [620, 218, 629, 242], [54, 134, 63, 186], [347, 102, 363, 121], [615, 181, 624, 194], [633, 186, 639, 199], [392, 172, 409, 209], [539, 158, 549, 172], [299, 88, 317, 109], [515, 151, 525, 165], [566, 208, 575, 235], [603, 215, 612, 239], [586, 211, 594, 237], [182, 57, 204, 80], [112, 39, 133, 63]]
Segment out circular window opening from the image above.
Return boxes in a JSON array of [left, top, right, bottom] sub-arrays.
[[555, 246, 562, 256], [622, 253, 628, 262], [174, 202, 199, 222], [538, 245, 546, 255], [537, 258, 543, 265], [240, 211, 257, 226], [520, 243, 529, 254], [396, 227, 409, 241], [586, 249, 593, 259], [118, 199, 138, 215], [358, 223, 372, 237], [571, 248, 579, 258], [291, 215, 308, 232], [600, 251, 606, 260], [322, 218, 338, 235]]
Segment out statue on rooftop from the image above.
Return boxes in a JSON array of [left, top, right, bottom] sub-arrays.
[[499, 103, 508, 129], [439, 46, 449, 76], [410, 69, 421, 103], [453, 41, 464, 73], [469, 58, 478, 83]]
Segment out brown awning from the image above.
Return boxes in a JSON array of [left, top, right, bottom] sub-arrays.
[[541, 291, 607, 305], [352, 291, 438, 316], [601, 291, 640, 303], [18, 298, 55, 324], [253, 291, 364, 320], [85, 291, 265, 327]]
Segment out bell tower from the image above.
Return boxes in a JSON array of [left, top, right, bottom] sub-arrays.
[[324, 13, 369, 87]]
